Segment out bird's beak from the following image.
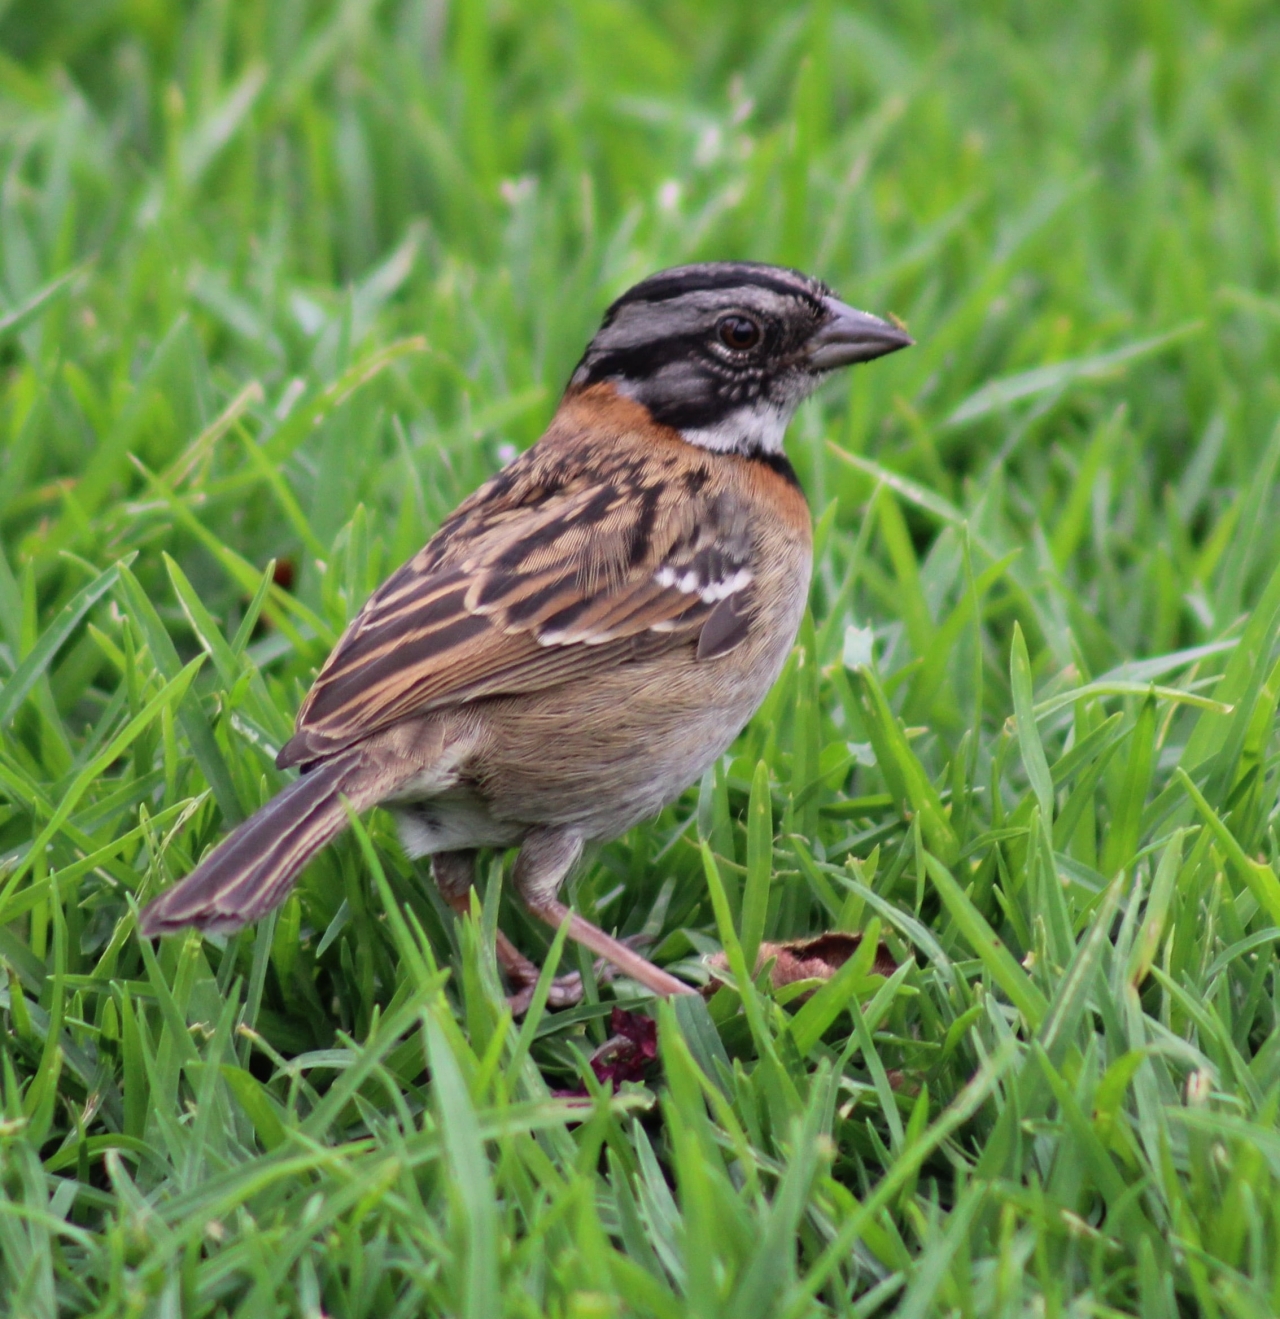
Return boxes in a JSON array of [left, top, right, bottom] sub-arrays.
[[806, 296, 913, 370]]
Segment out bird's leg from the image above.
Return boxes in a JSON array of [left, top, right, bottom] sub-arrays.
[[432, 848, 540, 983], [512, 827, 694, 1001], [430, 849, 584, 1010]]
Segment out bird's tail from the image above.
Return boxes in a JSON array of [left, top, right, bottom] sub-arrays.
[[139, 751, 372, 937]]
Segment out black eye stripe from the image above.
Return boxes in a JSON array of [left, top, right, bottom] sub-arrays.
[[577, 309, 792, 385], [577, 335, 701, 384]]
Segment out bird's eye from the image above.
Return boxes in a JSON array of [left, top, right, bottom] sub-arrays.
[[716, 314, 761, 351]]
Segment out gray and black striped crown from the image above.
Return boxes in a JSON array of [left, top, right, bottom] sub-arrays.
[[601, 262, 832, 324]]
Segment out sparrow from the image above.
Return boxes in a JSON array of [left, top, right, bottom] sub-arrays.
[[140, 261, 911, 1006]]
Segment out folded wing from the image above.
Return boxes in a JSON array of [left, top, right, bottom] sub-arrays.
[[278, 453, 757, 767]]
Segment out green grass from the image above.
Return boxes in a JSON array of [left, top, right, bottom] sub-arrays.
[[3, 0, 1280, 1313]]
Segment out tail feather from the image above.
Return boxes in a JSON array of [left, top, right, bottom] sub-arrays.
[[139, 752, 368, 937]]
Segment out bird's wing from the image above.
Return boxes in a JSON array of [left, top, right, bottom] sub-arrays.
[[277, 438, 757, 766]]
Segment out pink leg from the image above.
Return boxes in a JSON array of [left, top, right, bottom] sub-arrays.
[[512, 828, 694, 1000]]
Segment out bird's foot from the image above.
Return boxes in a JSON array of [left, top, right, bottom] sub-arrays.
[[506, 970, 587, 1015], [503, 936, 662, 1015], [506, 955, 636, 1015]]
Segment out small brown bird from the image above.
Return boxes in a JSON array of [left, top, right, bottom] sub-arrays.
[[140, 262, 911, 1005]]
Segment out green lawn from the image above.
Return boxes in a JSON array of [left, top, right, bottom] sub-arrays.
[[3, 1, 1280, 1314]]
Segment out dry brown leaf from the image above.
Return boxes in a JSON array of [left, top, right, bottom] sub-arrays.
[[702, 930, 897, 994]]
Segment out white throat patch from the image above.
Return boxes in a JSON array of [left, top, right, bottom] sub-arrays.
[[678, 401, 791, 456]]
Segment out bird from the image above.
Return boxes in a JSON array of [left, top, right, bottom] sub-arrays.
[[139, 261, 912, 1007]]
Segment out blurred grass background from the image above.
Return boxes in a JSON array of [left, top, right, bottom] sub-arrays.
[[3, 1, 1280, 1315]]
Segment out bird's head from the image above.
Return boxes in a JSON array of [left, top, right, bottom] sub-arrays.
[[569, 261, 912, 456]]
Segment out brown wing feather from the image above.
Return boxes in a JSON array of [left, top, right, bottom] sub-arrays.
[[278, 412, 757, 768]]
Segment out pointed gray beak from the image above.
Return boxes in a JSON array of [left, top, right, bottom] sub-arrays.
[[806, 296, 913, 370]]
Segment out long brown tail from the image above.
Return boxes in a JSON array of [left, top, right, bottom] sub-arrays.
[[139, 751, 369, 937]]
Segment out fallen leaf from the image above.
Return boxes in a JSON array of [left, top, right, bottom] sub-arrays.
[[703, 931, 897, 993]]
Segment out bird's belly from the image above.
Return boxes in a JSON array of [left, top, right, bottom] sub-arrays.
[[389, 663, 773, 853], [471, 701, 736, 837], [466, 621, 799, 839]]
